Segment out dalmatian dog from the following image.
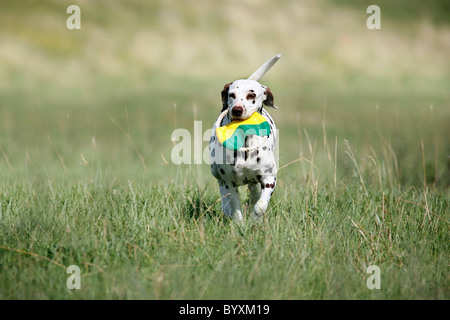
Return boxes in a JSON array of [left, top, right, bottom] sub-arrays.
[[209, 78, 278, 221]]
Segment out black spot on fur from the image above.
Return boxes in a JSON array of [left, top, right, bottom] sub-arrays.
[[262, 146, 267, 151], [264, 168, 273, 174], [211, 149, 215, 157], [220, 168, 225, 175]]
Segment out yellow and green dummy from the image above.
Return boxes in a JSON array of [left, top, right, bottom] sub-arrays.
[[216, 112, 270, 151]]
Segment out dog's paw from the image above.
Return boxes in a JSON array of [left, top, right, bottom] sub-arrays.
[[251, 199, 266, 222]]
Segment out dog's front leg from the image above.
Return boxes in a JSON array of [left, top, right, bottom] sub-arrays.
[[248, 183, 262, 207], [219, 181, 243, 221], [252, 176, 277, 221]]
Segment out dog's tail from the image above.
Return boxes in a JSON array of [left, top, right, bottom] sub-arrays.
[[247, 54, 281, 81]]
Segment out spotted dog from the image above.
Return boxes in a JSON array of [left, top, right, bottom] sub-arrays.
[[209, 79, 278, 221]]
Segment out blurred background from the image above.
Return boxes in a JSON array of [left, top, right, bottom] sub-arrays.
[[0, 0, 449, 187]]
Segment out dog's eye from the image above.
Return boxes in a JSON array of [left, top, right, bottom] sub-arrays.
[[229, 93, 236, 99], [246, 93, 256, 100]]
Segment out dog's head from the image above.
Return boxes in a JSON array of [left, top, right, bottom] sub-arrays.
[[221, 79, 276, 120]]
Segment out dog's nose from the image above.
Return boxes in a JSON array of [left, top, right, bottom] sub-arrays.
[[231, 106, 243, 118]]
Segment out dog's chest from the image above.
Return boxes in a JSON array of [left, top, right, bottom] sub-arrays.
[[230, 143, 274, 185], [211, 147, 274, 186], [210, 112, 276, 186]]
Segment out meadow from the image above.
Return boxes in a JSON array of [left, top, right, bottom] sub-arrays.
[[0, 0, 448, 299]]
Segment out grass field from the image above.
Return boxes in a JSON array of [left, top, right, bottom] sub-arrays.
[[0, 0, 449, 299]]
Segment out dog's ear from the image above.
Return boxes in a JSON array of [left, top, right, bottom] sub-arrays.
[[221, 82, 232, 112], [263, 86, 277, 109]]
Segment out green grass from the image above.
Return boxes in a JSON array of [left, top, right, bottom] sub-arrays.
[[0, 177, 447, 299], [0, 0, 449, 299]]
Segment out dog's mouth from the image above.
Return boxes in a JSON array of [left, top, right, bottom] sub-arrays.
[[230, 109, 254, 121], [231, 116, 251, 121]]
